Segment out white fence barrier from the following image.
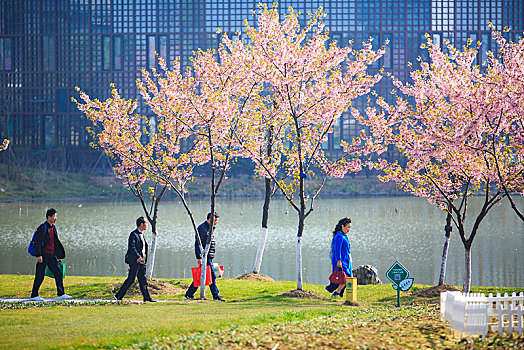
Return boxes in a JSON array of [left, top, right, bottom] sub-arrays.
[[440, 291, 524, 340], [492, 304, 523, 336]]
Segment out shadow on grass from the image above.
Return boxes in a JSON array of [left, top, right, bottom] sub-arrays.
[[229, 294, 340, 304], [416, 322, 449, 349], [64, 282, 115, 298]]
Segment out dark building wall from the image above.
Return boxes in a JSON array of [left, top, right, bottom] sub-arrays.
[[0, 0, 522, 170]]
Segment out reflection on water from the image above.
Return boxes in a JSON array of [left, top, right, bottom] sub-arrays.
[[1, 196, 523, 287]]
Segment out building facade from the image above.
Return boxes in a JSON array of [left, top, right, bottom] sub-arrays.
[[0, 0, 523, 170]]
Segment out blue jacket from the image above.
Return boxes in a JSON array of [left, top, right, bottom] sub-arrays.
[[331, 231, 352, 277]]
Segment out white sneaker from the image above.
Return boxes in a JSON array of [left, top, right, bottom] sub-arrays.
[[56, 294, 72, 300], [30, 296, 44, 301]]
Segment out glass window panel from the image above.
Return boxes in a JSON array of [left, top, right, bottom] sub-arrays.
[[114, 36, 122, 69], [148, 35, 156, 69], [102, 36, 111, 70], [43, 36, 55, 71], [44, 115, 56, 149], [159, 35, 167, 61], [0, 39, 4, 70], [481, 33, 489, 67]]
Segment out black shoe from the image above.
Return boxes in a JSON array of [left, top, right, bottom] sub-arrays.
[[184, 295, 194, 300], [213, 297, 226, 302], [113, 294, 122, 301], [144, 299, 157, 302]]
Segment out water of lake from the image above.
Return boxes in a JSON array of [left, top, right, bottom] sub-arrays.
[[0, 196, 522, 288]]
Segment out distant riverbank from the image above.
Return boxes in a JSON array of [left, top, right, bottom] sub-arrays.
[[0, 163, 403, 202]]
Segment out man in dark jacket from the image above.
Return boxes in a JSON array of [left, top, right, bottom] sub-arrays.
[[184, 213, 224, 301], [30, 208, 71, 301], [114, 216, 156, 302]]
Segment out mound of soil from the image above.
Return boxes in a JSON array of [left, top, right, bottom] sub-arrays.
[[278, 289, 323, 299], [410, 284, 460, 298], [236, 273, 275, 282], [112, 279, 185, 296]]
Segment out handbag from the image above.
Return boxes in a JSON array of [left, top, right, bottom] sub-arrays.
[[329, 267, 347, 284], [212, 263, 224, 278], [45, 261, 65, 280], [191, 265, 212, 287]]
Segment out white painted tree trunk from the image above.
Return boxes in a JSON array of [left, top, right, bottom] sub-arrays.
[[252, 227, 268, 274], [146, 232, 157, 280], [296, 236, 303, 290], [199, 244, 210, 299], [463, 247, 471, 293]]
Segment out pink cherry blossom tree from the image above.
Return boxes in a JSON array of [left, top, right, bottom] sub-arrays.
[[240, 99, 282, 275], [352, 32, 523, 292], [224, 4, 385, 290], [480, 28, 524, 221], [74, 83, 198, 281], [137, 48, 262, 297]]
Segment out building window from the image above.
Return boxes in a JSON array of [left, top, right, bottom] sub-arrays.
[[148, 35, 156, 69], [44, 115, 56, 149], [43, 36, 55, 71], [481, 32, 489, 67], [382, 34, 392, 69], [102, 36, 111, 70], [0, 38, 13, 71], [114, 35, 122, 70], [333, 118, 341, 150], [159, 35, 167, 62]]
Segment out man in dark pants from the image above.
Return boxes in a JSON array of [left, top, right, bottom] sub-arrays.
[[30, 208, 71, 301], [184, 213, 224, 301], [114, 216, 156, 302]]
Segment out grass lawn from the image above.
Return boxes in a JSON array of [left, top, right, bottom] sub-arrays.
[[0, 274, 522, 349]]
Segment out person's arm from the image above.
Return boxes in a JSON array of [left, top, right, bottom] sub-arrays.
[[333, 234, 343, 268], [194, 224, 208, 262], [194, 232, 203, 261], [128, 233, 141, 262], [34, 223, 46, 262]]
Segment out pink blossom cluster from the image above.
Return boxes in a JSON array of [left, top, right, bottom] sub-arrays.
[[353, 30, 524, 205], [0, 139, 8, 151]]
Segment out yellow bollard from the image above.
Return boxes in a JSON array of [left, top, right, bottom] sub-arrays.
[[346, 277, 357, 303]]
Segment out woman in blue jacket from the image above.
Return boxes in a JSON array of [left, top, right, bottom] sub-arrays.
[[329, 217, 352, 297]]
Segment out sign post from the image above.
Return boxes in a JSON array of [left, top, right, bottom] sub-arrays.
[[386, 261, 414, 307]]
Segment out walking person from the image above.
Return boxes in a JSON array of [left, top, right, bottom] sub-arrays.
[[184, 213, 225, 301], [326, 217, 353, 297], [30, 208, 71, 301], [114, 216, 156, 302]]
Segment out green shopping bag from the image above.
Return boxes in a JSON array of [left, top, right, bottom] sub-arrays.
[[45, 261, 65, 279]]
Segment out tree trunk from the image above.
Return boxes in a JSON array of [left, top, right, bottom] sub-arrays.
[[296, 235, 303, 290], [136, 184, 167, 282], [201, 154, 216, 299], [463, 244, 472, 293], [296, 209, 305, 290], [253, 227, 268, 274], [146, 231, 157, 280], [253, 177, 272, 274], [199, 247, 209, 299], [506, 192, 524, 222], [438, 208, 453, 286], [438, 233, 451, 286]]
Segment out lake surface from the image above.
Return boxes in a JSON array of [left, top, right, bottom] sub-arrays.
[[1, 196, 522, 288]]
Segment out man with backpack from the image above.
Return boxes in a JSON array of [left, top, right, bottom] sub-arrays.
[[29, 208, 71, 301]]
